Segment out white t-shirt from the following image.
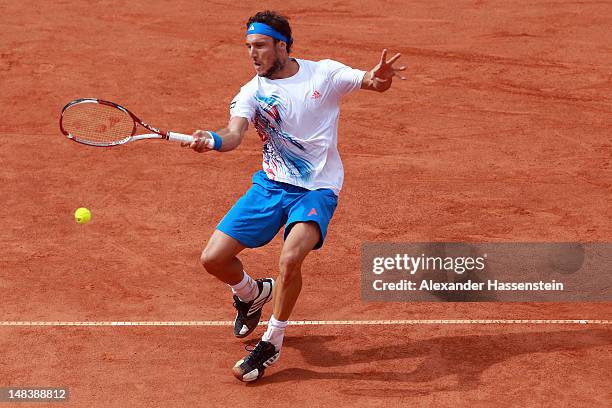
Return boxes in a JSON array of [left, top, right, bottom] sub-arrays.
[[230, 58, 366, 195]]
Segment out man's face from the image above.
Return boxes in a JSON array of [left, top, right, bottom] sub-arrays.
[[245, 34, 285, 78]]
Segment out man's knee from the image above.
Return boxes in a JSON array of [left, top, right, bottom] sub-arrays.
[[278, 250, 304, 281], [200, 248, 227, 275]]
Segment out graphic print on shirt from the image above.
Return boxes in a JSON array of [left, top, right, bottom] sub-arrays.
[[252, 92, 314, 181]]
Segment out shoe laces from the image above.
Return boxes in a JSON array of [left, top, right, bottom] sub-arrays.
[[232, 296, 250, 316], [244, 341, 274, 365]]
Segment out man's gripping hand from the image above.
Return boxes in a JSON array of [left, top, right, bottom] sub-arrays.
[[182, 117, 249, 153], [182, 130, 214, 152]]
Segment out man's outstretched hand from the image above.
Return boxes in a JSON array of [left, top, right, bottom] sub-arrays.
[[362, 49, 406, 92], [371, 49, 406, 82]]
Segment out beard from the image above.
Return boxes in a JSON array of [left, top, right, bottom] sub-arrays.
[[261, 55, 286, 78]]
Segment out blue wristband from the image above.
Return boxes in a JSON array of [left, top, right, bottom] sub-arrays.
[[208, 131, 222, 151]]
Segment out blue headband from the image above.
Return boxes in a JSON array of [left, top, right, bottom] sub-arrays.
[[246, 22, 289, 44]]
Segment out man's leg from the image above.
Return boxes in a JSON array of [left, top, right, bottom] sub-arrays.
[[232, 222, 320, 382], [200, 229, 246, 285], [201, 229, 274, 338], [273, 221, 320, 320], [262, 221, 319, 347]]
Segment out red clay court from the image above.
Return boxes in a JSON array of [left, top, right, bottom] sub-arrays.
[[1, 1, 610, 406]]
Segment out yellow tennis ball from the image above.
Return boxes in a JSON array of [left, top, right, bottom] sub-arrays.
[[74, 207, 92, 224]]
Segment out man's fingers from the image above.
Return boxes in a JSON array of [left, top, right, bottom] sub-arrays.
[[185, 130, 209, 152], [379, 49, 388, 66], [180, 133, 207, 152], [181, 139, 198, 148], [196, 137, 207, 150], [392, 70, 406, 80], [386, 52, 402, 65]]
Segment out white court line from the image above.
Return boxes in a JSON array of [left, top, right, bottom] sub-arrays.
[[0, 319, 609, 327]]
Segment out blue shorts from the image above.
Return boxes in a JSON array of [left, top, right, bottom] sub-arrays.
[[217, 171, 338, 250]]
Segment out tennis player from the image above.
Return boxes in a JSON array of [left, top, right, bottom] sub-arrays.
[[185, 10, 404, 382]]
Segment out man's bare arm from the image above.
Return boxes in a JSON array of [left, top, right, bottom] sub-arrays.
[[185, 116, 249, 153]]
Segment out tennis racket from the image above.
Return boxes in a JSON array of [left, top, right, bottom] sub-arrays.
[[59, 98, 213, 148]]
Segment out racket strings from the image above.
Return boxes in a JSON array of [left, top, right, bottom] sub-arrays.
[[61, 102, 135, 145]]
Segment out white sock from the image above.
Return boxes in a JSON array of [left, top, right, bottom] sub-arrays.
[[262, 315, 288, 351], [229, 271, 258, 302]]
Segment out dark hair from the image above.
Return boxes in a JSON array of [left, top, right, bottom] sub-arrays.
[[246, 10, 293, 53]]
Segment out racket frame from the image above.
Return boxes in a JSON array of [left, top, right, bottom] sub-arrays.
[[59, 98, 197, 147]]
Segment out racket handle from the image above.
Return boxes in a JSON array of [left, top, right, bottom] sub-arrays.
[[167, 132, 214, 149]]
